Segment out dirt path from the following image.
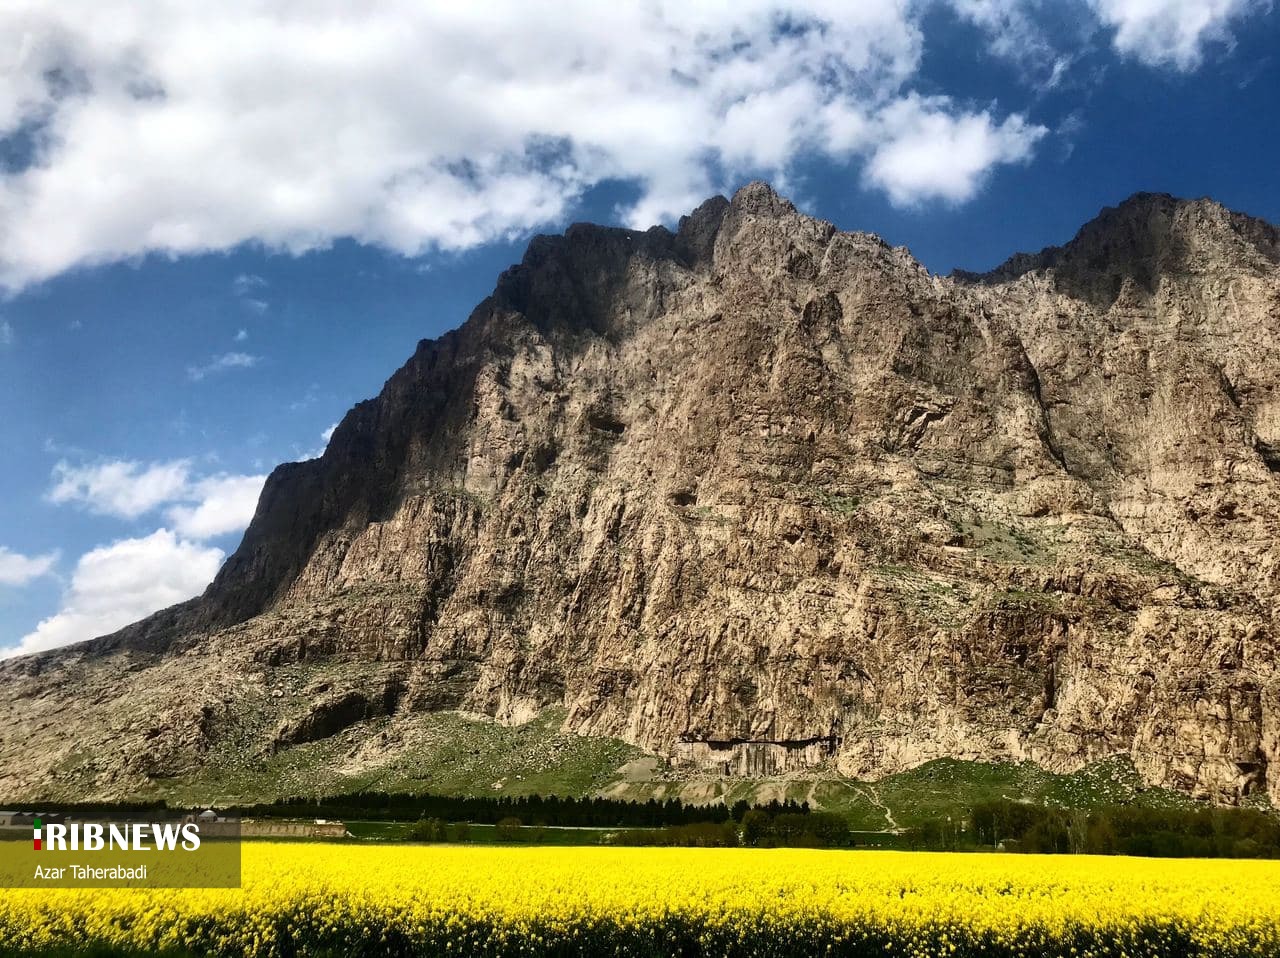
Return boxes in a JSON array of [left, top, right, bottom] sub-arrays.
[[842, 780, 902, 833], [805, 779, 819, 808]]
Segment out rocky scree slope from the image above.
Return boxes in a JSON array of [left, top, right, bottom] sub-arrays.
[[2, 184, 1278, 805]]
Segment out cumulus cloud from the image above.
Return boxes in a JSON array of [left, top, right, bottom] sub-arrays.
[[18, 454, 269, 655], [165, 473, 266, 539], [3, 530, 223, 659], [1089, 0, 1264, 70], [46, 457, 265, 538], [865, 96, 1045, 205], [13, 458, 267, 655], [0, 546, 58, 586], [49, 458, 191, 519], [0, 1, 1057, 290], [186, 351, 260, 381]]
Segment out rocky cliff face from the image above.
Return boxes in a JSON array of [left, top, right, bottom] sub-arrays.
[[3, 184, 1278, 806]]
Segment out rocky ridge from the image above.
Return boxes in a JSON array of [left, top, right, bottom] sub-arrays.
[[2, 183, 1278, 806]]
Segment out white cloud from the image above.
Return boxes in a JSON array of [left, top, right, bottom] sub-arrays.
[[948, 0, 1265, 80], [1057, 110, 1087, 159], [232, 274, 270, 313], [288, 383, 320, 412], [3, 530, 223, 658], [234, 328, 248, 342], [165, 472, 266, 539], [946, 0, 1075, 87], [187, 351, 259, 381], [232, 273, 266, 295], [0, 1, 1056, 290], [46, 456, 264, 540], [0, 546, 58, 586], [0, 320, 12, 346], [865, 96, 1045, 205], [48, 458, 191, 519], [293, 422, 340, 462], [16, 457, 271, 656], [1089, 0, 1264, 70]]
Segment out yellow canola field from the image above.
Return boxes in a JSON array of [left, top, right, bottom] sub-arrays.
[[3, 843, 1280, 956]]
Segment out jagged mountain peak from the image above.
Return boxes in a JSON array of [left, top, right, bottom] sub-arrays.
[[1053, 191, 1280, 268], [728, 180, 800, 217], [959, 191, 1280, 301]]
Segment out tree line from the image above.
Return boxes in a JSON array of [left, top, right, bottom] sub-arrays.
[[609, 810, 854, 848], [401, 807, 855, 848], [229, 791, 812, 828], [963, 800, 1280, 857]]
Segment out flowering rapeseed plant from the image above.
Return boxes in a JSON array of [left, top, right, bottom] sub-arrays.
[[1, 843, 1278, 956]]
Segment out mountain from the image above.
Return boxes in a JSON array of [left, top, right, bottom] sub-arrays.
[[3, 183, 1279, 808]]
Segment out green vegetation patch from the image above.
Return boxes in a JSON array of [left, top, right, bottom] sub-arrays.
[[160, 708, 643, 806], [811, 756, 1197, 830]]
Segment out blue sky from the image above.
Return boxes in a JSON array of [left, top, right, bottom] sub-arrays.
[[1, 1, 1278, 656]]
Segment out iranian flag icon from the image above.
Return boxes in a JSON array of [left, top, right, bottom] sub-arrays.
[[33, 818, 41, 852]]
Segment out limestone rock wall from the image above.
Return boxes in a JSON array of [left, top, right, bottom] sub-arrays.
[[2, 184, 1278, 806]]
